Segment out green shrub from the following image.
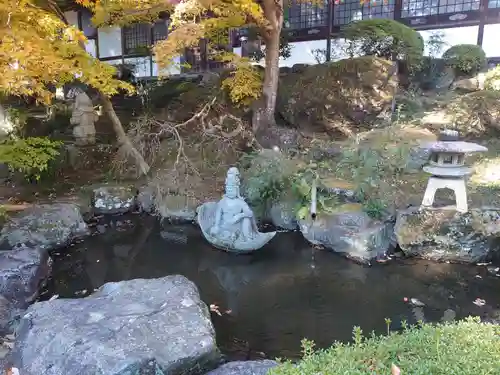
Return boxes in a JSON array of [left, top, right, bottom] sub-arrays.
[[239, 151, 293, 217], [484, 65, 500, 90], [342, 19, 424, 67], [0, 137, 63, 180], [335, 133, 411, 205], [412, 57, 452, 90], [271, 318, 500, 375], [240, 151, 339, 219], [443, 44, 486, 77]]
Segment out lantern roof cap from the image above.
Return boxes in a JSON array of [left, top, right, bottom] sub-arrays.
[[420, 140, 488, 153]]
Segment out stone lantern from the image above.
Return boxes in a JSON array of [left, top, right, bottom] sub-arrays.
[[420, 130, 487, 213]]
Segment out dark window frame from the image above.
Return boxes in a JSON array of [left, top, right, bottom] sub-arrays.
[[401, 0, 480, 18], [284, 0, 329, 29], [122, 19, 169, 56], [333, 0, 396, 26]]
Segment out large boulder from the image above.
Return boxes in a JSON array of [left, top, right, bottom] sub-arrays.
[[0, 204, 89, 250], [268, 199, 298, 230], [92, 185, 137, 215], [394, 207, 500, 263], [155, 194, 197, 222], [277, 57, 397, 133], [207, 360, 278, 375], [450, 73, 486, 92], [299, 204, 394, 264], [0, 248, 51, 334], [10, 275, 221, 375]]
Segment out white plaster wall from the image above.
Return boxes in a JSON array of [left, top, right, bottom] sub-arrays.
[[419, 26, 479, 57], [245, 38, 351, 67], [482, 24, 500, 57], [98, 27, 123, 58], [64, 11, 78, 27]]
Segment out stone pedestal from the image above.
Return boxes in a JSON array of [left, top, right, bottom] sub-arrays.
[[421, 176, 468, 213]]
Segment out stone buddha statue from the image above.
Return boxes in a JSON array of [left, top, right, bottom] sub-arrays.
[[210, 167, 257, 241], [196, 167, 276, 253], [69, 88, 98, 146]]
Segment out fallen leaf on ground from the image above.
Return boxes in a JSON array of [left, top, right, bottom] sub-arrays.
[[210, 304, 222, 316]]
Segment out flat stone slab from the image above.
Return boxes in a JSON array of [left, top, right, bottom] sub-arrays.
[[423, 165, 473, 176], [10, 275, 221, 375], [207, 360, 278, 375], [394, 206, 500, 263], [0, 204, 89, 250], [420, 141, 488, 153]]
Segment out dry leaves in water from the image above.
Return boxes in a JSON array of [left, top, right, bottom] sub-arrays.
[[209, 304, 232, 316]]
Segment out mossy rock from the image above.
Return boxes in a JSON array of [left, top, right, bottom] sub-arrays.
[[277, 57, 397, 134], [394, 206, 500, 263]]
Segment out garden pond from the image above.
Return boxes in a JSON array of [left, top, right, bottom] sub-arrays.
[[39, 215, 500, 360]]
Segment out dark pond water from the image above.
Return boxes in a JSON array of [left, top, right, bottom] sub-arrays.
[[40, 215, 500, 361]]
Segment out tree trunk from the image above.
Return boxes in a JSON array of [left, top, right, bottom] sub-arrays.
[[101, 96, 150, 176], [252, 1, 283, 133]]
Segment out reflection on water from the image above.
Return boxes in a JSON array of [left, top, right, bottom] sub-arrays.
[[41, 216, 500, 360]]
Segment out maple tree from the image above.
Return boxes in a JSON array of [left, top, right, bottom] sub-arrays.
[[79, 0, 322, 133], [0, 0, 150, 175]]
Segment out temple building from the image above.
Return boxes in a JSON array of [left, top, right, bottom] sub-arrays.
[[62, 0, 500, 78]]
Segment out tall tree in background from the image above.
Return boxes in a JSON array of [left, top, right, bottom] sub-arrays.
[[79, 0, 321, 132], [0, 0, 151, 175]]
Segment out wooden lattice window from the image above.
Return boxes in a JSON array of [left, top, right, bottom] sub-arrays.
[[123, 20, 169, 55], [401, 0, 479, 18]]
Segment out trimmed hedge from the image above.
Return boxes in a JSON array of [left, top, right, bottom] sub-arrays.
[[342, 19, 424, 68], [443, 44, 487, 77], [270, 318, 500, 375]]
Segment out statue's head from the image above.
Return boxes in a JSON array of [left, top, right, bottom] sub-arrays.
[[225, 167, 240, 198], [227, 167, 239, 179]]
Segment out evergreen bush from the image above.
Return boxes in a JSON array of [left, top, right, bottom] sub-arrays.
[[443, 44, 486, 77], [342, 19, 424, 68]]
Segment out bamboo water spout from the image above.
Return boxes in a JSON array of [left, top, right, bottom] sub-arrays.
[[310, 179, 317, 220]]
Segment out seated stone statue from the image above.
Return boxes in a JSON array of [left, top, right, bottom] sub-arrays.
[[196, 167, 276, 253]]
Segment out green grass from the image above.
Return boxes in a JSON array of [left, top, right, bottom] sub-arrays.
[[270, 318, 500, 375]]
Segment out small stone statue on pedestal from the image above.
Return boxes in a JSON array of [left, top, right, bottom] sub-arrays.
[[196, 167, 276, 253], [69, 88, 98, 145]]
